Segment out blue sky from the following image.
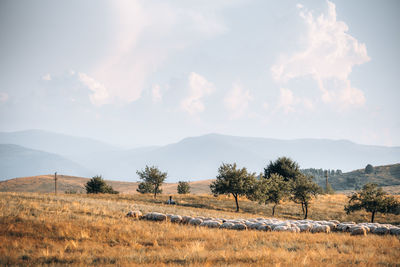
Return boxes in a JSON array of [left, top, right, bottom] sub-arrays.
[[0, 0, 399, 147]]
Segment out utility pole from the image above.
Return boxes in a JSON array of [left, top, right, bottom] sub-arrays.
[[324, 170, 328, 192], [54, 172, 57, 195]]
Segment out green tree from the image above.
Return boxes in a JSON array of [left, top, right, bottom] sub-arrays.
[[177, 181, 191, 194], [136, 181, 156, 194], [250, 173, 289, 216], [365, 164, 374, 174], [290, 174, 322, 219], [85, 175, 118, 194], [344, 183, 400, 223], [136, 166, 167, 199], [264, 157, 301, 181], [210, 163, 256, 212]]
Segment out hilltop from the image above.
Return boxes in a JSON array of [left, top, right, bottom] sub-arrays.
[[1, 163, 400, 194], [0, 174, 212, 194]]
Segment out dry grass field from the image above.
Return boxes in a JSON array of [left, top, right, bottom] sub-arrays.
[[1, 192, 399, 266]]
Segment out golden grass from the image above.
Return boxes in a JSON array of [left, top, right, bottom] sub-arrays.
[[1, 192, 399, 266], [0, 175, 213, 195]]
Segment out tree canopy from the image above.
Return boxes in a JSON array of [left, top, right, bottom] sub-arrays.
[[344, 183, 400, 222], [289, 174, 322, 219], [365, 164, 374, 174], [249, 173, 289, 216], [85, 175, 118, 194], [210, 163, 256, 212], [264, 157, 301, 181], [136, 166, 167, 199]]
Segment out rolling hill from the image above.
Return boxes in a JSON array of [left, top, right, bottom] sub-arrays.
[[0, 174, 212, 194], [1, 130, 399, 182]]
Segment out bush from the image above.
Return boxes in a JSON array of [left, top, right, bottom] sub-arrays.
[[365, 164, 374, 174], [177, 181, 191, 194], [85, 176, 119, 194]]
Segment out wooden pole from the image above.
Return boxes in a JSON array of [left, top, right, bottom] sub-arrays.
[[324, 170, 328, 192], [54, 172, 57, 195]]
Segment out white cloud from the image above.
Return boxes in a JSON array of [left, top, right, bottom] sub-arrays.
[[42, 73, 51, 81], [152, 84, 162, 103], [181, 72, 215, 115], [224, 84, 252, 119], [278, 88, 314, 113], [0, 92, 9, 103], [278, 88, 295, 113], [271, 1, 370, 108], [87, 0, 228, 105], [78, 73, 110, 106]]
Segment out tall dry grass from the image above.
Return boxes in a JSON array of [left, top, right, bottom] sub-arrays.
[[0, 192, 399, 266]]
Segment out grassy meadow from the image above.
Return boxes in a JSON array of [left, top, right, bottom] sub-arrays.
[[1, 192, 400, 266]]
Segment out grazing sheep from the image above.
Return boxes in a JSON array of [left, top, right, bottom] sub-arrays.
[[350, 227, 367, 236], [231, 224, 247, 230], [144, 212, 167, 221], [200, 220, 222, 228], [336, 223, 354, 232], [311, 225, 330, 234], [389, 227, 400, 235], [257, 225, 272, 232], [126, 210, 142, 219], [220, 222, 235, 229], [273, 226, 289, 232], [249, 223, 264, 230], [181, 216, 193, 224], [298, 224, 312, 233], [189, 218, 203, 226], [373, 227, 389, 235], [170, 215, 183, 223]]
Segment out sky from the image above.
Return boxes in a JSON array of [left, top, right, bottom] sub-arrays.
[[0, 0, 399, 147]]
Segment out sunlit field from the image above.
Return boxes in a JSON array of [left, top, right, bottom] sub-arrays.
[[1, 192, 399, 266]]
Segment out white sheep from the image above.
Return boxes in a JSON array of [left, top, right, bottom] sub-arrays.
[[220, 222, 235, 229], [311, 224, 330, 234], [170, 215, 183, 223], [126, 210, 142, 219], [200, 220, 222, 228], [350, 226, 367, 236], [231, 223, 247, 230], [188, 218, 203, 226]]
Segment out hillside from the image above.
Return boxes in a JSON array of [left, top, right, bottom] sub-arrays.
[[0, 144, 91, 180], [1, 130, 400, 182], [329, 163, 400, 190], [2, 163, 400, 194], [1, 192, 399, 266], [0, 174, 212, 194]]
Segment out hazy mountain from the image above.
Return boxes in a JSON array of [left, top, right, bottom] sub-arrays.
[[1, 131, 399, 182], [81, 134, 400, 182], [0, 129, 117, 157], [0, 144, 92, 180]]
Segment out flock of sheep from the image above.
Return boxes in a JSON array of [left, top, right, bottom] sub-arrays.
[[126, 211, 400, 236]]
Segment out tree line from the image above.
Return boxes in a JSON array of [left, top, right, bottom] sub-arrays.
[[84, 157, 400, 223]]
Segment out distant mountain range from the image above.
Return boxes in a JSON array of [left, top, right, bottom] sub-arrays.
[[1, 130, 399, 182]]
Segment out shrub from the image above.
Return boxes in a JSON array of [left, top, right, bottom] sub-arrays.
[[85, 176, 118, 194], [177, 181, 191, 194]]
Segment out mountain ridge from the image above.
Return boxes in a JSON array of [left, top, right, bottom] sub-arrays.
[[0, 130, 399, 182]]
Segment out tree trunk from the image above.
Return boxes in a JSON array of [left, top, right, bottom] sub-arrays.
[[233, 193, 239, 212], [272, 204, 277, 216], [301, 203, 305, 214], [304, 203, 308, 219], [154, 185, 157, 199], [371, 210, 376, 223]]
